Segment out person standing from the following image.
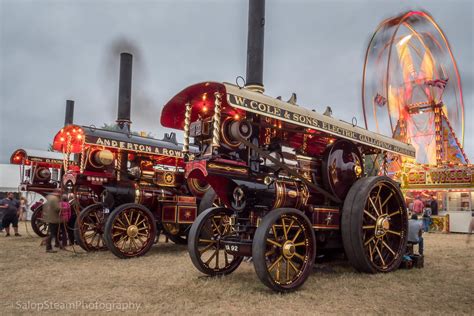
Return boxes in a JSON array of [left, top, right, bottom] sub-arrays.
[[0, 192, 21, 237], [413, 196, 424, 215], [18, 197, 27, 221], [408, 214, 424, 255], [59, 195, 72, 247], [422, 202, 432, 232], [43, 192, 66, 252], [408, 199, 414, 214], [430, 195, 438, 216]]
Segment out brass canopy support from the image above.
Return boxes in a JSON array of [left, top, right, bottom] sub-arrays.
[[183, 101, 192, 157], [212, 92, 222, 151]]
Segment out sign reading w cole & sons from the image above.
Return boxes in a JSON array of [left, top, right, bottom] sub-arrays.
[[225, 87, 415, 158]]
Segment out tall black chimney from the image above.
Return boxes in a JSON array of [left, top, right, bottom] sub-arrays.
[[245, 0, 265, 93], [116, 52, 133, 132], [64, 100, 74, 126]]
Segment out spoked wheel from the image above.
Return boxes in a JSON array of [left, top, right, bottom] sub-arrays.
[[253, 208, 316, 292], [342, 176, 408, 273], [75, 203, 109, 251], [104, 203, 157, 259], [188, 207, 243, 276], [31, 205, 48, 237]]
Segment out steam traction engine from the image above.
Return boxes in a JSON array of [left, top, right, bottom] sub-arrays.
[[10, 148, 73, 237], [161, 82, 416, 292], [52, 124, 209, 258], [51, 52, 211, 257]]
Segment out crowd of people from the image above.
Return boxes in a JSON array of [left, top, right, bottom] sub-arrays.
[[0, 191, 76, 253]]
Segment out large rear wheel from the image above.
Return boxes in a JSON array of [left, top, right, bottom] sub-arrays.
[[31, 205, 48, 237], [75, 203, 109, 251], [342, 176, 408, 273], [188, 207, 243, 276], [252, 208, 316, 293], [104, 203, 157, 259]]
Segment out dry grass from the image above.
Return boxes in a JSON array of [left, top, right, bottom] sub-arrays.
[[1, 223, 473, 315]]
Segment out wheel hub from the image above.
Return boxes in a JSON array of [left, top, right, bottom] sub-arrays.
[[375, 216, 390, 237], [127, 225, 139, 238], [282, 241, 296, 259]]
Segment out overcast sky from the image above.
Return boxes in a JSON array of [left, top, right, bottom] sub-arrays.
[[0, 0, 472, 163]]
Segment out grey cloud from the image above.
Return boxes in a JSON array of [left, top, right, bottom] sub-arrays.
[[1, 0, 472, 161]]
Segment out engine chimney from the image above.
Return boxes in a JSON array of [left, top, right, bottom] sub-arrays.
[[245, 0, 265, 93], [116, 52, 133, 132], [64, 100, 74, 126]]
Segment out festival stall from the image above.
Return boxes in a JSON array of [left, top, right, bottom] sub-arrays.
[[401, 163, 473, 233]]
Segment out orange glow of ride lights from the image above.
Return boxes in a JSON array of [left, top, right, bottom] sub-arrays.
[[202, 106, 208, 113]]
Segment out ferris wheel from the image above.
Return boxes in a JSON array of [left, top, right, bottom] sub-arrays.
[[362, 11, 468, 166]]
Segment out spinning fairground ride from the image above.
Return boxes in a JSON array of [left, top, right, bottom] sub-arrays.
[[362, 11, 473, 233]]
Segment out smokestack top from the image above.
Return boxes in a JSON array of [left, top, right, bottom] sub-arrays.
[[245, 0, 265, 93], [116, 52, 133, 132], [64, 100, 74, 126]]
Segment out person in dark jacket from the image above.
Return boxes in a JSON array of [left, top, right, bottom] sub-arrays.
[[430, 195, 438, 216], [0, 192, 21, 237]]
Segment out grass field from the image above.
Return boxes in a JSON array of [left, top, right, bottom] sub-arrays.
[[1, 223, 473, 314]]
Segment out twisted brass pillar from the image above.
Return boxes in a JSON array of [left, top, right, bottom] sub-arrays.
[[211, 92, 222, 152]]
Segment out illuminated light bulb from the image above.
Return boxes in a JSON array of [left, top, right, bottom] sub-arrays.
[[60, 137, 65, 142], [203, 106, 208, 113], [234, 114, 240, 120], [77, 134, 82, 140], [202, 93, 207, 101]]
